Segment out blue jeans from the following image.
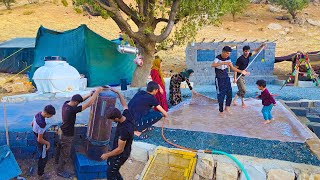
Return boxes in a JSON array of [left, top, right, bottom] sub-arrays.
[[135, 110, 163, 132], [262, 104, 273, 120], [215, 77, 232, 112]]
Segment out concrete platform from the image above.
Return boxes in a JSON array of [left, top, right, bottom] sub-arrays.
[[155, 94, 313, 143]]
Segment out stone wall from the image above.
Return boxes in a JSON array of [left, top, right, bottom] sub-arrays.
[[186, 42, 278, 85], [131, 142, 320, 180]]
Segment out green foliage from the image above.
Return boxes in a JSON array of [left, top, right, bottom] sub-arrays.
[[22, 10, 35, 15], [269, 0, 309, 20], [73, 0, 225, 51], [61, 0, 68, 7], [223, 0, 250, 22], [158, 0, 225, 50], [74, 7, 82, 14], [1, 0, 15, 10]]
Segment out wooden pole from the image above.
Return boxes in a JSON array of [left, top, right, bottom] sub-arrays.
[[294, 67, 299, 87], [3, 100, 10, 147]]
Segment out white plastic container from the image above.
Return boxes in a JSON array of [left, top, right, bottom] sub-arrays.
[[33, 59, 86, 93]]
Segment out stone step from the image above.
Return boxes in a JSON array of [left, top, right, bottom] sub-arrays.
[[306, 122, 320, 138], [290, 107, 308, 116], [307, 115, 320, 123]]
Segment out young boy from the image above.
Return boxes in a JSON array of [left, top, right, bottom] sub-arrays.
[[31, 105, 56, 179], [256, 80, 276, 124], [211, 46, 247, 117], [100, 87, 134, 180]]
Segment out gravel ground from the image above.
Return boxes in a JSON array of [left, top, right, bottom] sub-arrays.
[[137, 127, 320, 166]]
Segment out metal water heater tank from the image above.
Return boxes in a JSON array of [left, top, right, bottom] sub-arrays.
[[86, 90, 117, 161], [32, 56, 84, 93]]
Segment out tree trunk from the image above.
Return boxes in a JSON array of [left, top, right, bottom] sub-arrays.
[[130, 42, 156, 87], [232, 13, 236, 22]]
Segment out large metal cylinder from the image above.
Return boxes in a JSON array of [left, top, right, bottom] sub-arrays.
[[85, 90, 117, 161]]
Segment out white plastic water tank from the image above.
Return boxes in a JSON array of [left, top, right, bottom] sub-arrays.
[[33, 57, 85, 93]]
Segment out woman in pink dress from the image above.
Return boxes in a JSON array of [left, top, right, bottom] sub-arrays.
[[150, 56, 169, 111]]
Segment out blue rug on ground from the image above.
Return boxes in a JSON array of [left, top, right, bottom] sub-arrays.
[[136, 127, 320, 166]]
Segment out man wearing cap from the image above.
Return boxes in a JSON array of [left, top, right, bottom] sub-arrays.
[[232, 44, 266, 108], [211, 46, 247, 117], [56, 87, 103, 178]]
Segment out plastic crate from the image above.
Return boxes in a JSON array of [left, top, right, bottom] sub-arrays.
[[140, 147, 197, 180]]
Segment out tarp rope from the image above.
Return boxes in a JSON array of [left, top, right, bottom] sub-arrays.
[[4, 64, 32, 83], [0, 42, 35, 65], [160, 116, 250, 180]]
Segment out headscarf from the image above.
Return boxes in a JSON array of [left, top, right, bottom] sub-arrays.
[[180, 69, 194, 78], [151, 56, 165, 85]]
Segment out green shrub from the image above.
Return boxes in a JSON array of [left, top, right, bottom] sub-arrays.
[[61, 0, 68, 7]]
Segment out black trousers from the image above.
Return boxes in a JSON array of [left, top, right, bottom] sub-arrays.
[[36, 141, 48, 176], [107, 155, 128, 180], [215, 77, 232, 112]]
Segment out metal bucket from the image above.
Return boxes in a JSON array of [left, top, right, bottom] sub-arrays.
[[86, 90, 117, 161]]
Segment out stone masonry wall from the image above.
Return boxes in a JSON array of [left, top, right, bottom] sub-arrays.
[[186, 42, 278, 85]]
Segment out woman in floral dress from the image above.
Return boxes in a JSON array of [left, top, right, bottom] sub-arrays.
[[169, 69, 196, 106]]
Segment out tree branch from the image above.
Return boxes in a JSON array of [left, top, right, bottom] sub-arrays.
[[137, 0, 143, 16], [150, 0, 181, 42], [94, 0, 142, 43], [153, 18, 180, 26], [114, 0, 141, 25]]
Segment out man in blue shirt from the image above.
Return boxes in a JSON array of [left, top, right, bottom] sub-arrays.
[[128, 81, 168, 139], [211, 46, 247, 117]]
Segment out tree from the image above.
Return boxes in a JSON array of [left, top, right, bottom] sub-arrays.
[[1, 0, 14, 9], [223, 0, 250, 22], [269, 0, 309, 21], [74, 0, 224, 87]]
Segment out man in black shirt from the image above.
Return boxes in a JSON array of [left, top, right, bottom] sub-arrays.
[[56, 87, 103, 178], [100, 87, 134, 180], [128, 81, 168, 139], [211, 46, 247, 117], [232, 44, 266, 108]]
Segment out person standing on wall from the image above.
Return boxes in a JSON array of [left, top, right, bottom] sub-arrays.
[[169, 69, 197, 106], [56, 87, 103, 178], [100, 87, 134, 180], [211, 46, 247, 117], [232, 44, 266, 108], [150, 56, 169, 111]]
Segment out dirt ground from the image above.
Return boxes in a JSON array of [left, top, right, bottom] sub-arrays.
[[17, 157, 145, 180], [0, 1, 320, 74]]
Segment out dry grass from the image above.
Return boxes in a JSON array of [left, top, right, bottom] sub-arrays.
[[0, 1, 319, 75]]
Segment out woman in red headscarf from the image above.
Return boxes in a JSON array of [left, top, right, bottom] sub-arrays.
[[150, 56, 169, 111]]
